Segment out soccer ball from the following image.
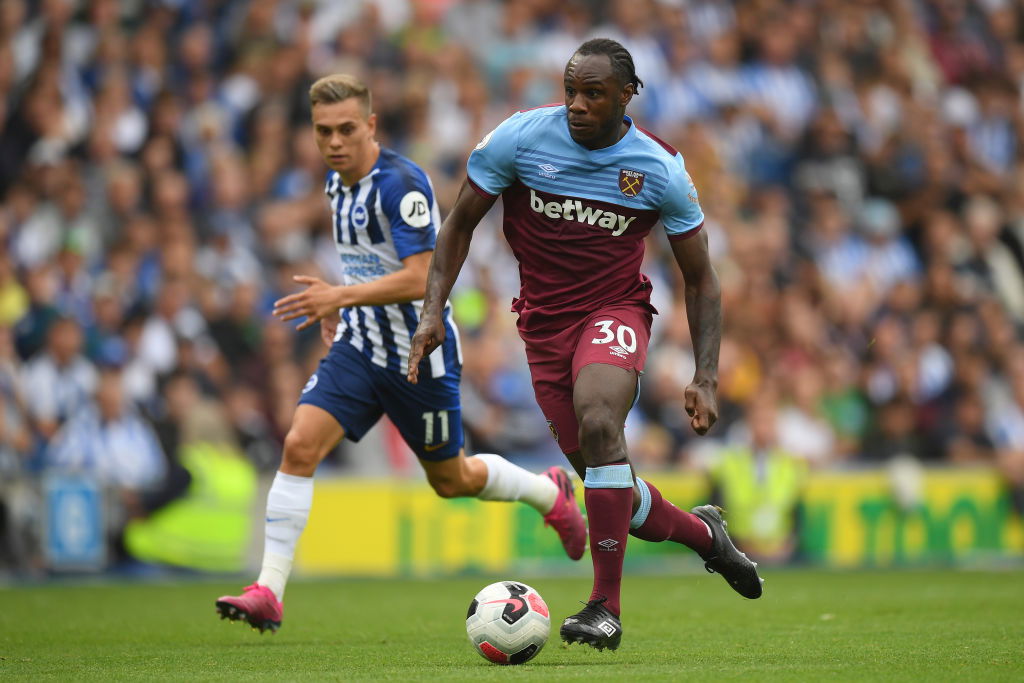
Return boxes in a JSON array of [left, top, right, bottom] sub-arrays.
[[465, 581, 550, 665]]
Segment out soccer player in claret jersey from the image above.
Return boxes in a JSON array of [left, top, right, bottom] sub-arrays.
[[214, 74, 585, 634], [409, 39, 763, 651]]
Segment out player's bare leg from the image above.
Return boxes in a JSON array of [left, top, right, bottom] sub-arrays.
[[215, 404, 344, 633], [420, 450, 586, 560]]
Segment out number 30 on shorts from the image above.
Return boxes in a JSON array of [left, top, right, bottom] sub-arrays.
[[591, 320, 637, 353]]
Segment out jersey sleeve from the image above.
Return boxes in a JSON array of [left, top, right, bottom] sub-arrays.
[[380, 167, 440, 260], [660, 155, 705, 240], [466, 112, 522, 196]]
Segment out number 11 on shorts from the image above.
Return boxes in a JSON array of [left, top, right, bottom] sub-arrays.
[[422, 410, 450, 449]]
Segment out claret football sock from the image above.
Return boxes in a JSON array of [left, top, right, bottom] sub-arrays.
[[583, 462, 634, 616], [474, 453, 558, 513], [256, 471, 313, 601], [629, 478, 712, 556]]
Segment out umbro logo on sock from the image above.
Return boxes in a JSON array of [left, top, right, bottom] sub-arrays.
[[597, 538, 619, 550]]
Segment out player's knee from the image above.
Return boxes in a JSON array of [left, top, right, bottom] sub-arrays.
[[578, 408, 618, 444], [577, 408, 622, 463], [281, 430, 323, 475], [427, 473, 471, 499]]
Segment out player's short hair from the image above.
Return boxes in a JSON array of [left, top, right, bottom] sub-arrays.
[[309, 74, 372, 115], [573, 38, 644, 94]]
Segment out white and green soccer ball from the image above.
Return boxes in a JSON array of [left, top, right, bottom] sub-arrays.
[[465, 581, 550, 665]]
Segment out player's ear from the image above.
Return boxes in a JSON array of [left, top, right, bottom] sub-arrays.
[[366, 112, 377, 137], [620, 82, 635, 107]]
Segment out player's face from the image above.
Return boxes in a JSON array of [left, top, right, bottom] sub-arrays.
[[312, 98, 377, 177], [563, 54, 633, 149]]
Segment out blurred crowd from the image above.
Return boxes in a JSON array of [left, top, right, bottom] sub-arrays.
[[2, 0, 1024, 568]]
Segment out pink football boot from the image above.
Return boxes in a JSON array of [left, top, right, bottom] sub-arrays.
[[215, 583, 283, 634], [542, 467, 587, 560]]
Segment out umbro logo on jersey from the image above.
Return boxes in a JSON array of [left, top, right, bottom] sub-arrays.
[[529, 189, 636, 236], [597, 538, 619, 550], [537, 163, 560, 179]]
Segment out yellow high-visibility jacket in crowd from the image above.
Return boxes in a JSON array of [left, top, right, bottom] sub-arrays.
[[710, 446, 808, 558], [124, 442, 256, 572]]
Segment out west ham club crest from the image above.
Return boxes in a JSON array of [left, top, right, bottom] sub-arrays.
[[619, 168, 645, 197]]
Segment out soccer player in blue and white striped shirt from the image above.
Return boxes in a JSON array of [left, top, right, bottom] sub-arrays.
[[215, 74, 585, 634]]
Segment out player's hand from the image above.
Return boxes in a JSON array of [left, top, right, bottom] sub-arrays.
[[407, 315, 445, 384], [273, 275, 342, 331], [320, 311, 340, 348], [683, 379, 718, 435]]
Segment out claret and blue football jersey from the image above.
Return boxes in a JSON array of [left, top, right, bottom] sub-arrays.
[[325, 148, 461, 379], [467, 104, 705, 331]]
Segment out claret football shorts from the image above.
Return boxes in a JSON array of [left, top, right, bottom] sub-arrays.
[[519, 303, 653, 454]]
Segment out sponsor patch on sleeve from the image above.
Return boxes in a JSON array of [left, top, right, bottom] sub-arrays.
[[399, 191, 431, 228]]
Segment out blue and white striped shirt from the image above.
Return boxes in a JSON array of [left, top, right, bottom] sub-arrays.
[[326, 148, 461, 379]]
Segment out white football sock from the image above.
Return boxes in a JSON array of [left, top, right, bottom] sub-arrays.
[[256, 471, 313, 601], [474, 453, 559, 514]]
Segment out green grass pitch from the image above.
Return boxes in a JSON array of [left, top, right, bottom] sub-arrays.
[[1, 569, 1021, 680]]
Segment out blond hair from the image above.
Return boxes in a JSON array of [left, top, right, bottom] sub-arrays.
[[309, 74, 372, 116]]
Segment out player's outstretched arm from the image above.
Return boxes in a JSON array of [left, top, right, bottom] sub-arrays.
[[273, 252, 432, 332], [407, 179, 496, 383], [671, 230, 722, 435]]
